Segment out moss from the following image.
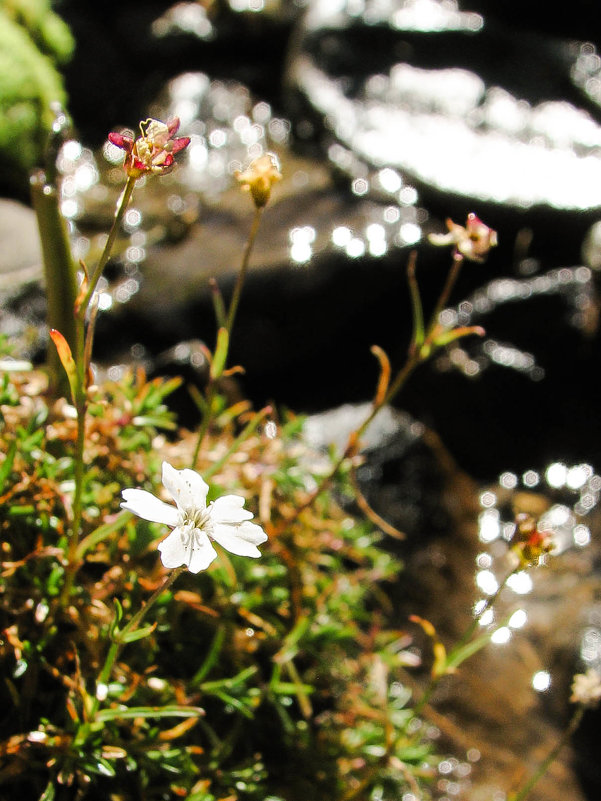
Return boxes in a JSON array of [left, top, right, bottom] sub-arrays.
[[0, 0, 74, 187]]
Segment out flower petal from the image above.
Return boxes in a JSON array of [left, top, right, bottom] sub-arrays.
[[157, 527, 217, 573], [121, 488, 179, 526], [108, 131, 133, 151], [212, 521, 268, 558], [210, 495, 254, 524], [161, 461, 209, 512], [171, 136, 191, 154]]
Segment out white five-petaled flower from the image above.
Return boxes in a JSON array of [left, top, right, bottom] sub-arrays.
[[121, 462, 268, 573]]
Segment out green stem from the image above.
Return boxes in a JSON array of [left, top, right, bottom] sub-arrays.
[[59, 394, 86, 607], [225, 206, 263, 335], [203, 405, 272, 480], [450, 566, 518, 656], [78, 175, 137, 318], [426, 251, 464, 336], [410, 566, 518, 721], [59, 176, 137, 606], [192, 205, 264, 469], [90, 567, 184, 718], [508, 705, 584, 801], [31, 171, 78, 388], [191, 382, 216, 469]]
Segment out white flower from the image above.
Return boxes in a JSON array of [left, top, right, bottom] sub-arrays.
[[570, 668, 601, 707], [121, 461, 268, 573]]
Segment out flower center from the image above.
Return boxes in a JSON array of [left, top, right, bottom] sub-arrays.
[[180, 506, 213, 535]]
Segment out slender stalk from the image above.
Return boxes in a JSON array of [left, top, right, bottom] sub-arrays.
[[225, 206, 263, 335], [31, 172, 78, 378], [272, 250, 468, 538], [450, 565, 518, 655], [272, 348, 423, 536], [203, 405, 272, 480], [508, 705, 584, 801], [192, 383, 216, 469], [426, 251, 464, 334], [59, 176, 138, 606], [90, 567, 184, 718], [410, 566, 518, 721], [192, 205, 265, 468], [78, 176, 137, 318], [59, 397, 86, 606]]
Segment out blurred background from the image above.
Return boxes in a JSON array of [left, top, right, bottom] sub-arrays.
[[3, 0, 601, 482], [3, 2, 601, 797]]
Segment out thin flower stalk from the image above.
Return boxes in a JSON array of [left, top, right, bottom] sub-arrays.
[[59, 176, 137, 606], [89, 567, 185, 720], [272, 217, 494, 539], [192, 153, 280, 467], [508, 705, 584, 801], [411, 516, 553, 722], [57, 121, 189, 605], [225, 206, 264, 336]]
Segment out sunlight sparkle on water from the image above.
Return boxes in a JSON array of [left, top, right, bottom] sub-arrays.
[[476, 569, 498, 595], [478, 509, 500, 543], [532, 670, 552, 692], [507, 572, 533, 595], [346, 238, 366, 258], [580, 627, 601, 664], [566, 464, 592, 489], [522, 470, 540, 488], [332, 226, 352, 247], [289, 226, 315, 264], [477, 606, 494, 627], [399, 222, 421, 244], [508, 609, 527, 629], [377, 167, 402, 193], [479, 491, 496, 508], [499, 471, 518, 489], [574, 525, 591, 546], [491, 626, 511, 644], [293, 44, 601, 209], [546, 462, 568, 488]]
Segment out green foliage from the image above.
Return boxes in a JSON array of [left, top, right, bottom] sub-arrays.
[[0, 0, 74, 184], [0, 364, 442, 800]]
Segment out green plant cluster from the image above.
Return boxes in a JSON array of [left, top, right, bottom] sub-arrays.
[[0, 0, 74, 186], [0, 341, 440, 801]]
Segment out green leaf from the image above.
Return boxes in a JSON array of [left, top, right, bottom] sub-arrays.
[[431, 324, 485, 349], [49, 328, 78, 404], [210, 326, 229, 380], [96, 705, 204, 722], [115, 622, 156, 644], [76, 509, 132, 560], [407, 253, 425, 351], [0, 438, 17, 493], [192, 626, 226, 685], [39, 780, 55, 801]]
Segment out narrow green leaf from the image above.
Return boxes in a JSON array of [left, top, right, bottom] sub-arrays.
[[49, 329, 78, 404], [116, 622, 156, 644], [407, 252, 425, 351], [431, 324, 485, 349], [192, 626, 226, 685], [199, 665, 258, 692], [0, 438, 17, 493], [96, 705, 204, 722], [76, 509, 132, 560], [39, 780, 55, 801], [210, 327, 229, 380]]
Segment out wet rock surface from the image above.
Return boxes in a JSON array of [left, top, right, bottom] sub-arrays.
[[303, 402, 601, 800]]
